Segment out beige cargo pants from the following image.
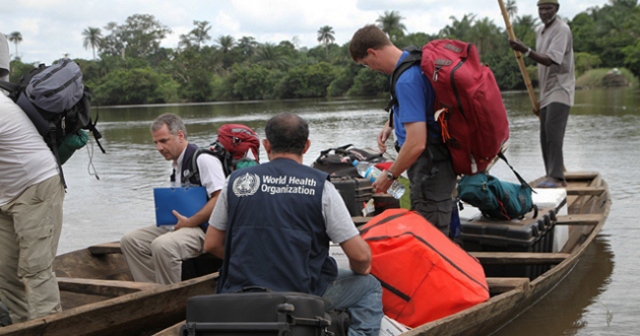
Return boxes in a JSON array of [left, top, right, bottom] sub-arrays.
[[0, 175, 64, 323]]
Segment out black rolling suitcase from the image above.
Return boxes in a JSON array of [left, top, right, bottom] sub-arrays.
[[179, 290, 331, 336]]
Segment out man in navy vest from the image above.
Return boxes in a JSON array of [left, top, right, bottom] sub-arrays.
[[205, 113, 383, 336], [121, 113, 226, 284]]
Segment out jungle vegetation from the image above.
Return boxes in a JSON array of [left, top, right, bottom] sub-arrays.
[[6, 0, 640, 105]]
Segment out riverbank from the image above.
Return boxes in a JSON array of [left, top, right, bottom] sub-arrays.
[[576, 67, 639, 90]]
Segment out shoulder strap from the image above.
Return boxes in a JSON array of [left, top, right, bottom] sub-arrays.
[[316, 144, 352, 161], [385, 47, 422, 128], [186, 146, 232, 185], [497, 152, 534, 192]]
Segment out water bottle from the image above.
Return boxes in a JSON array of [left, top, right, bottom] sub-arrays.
[[352, 160, 406, 199]]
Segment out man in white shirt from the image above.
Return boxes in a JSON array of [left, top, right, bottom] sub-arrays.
[[0, 93, 64, 323], [120, 113, 226, 285], [509, 0, 575, 188]]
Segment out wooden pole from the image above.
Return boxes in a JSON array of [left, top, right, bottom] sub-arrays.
[[498, 0, 540, 114]]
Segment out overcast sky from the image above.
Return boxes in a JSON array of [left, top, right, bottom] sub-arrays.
[[1, 0, 607, 65]]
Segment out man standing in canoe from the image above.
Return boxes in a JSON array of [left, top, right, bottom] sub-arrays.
[[508, 0, 575, 188], [205, 112, 383, 336], [349, 25, 457, 236]]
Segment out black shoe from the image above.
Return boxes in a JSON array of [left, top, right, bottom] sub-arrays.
[[0, 302, 12, 327]]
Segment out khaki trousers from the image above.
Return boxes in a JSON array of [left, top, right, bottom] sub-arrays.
[[120, 225, 205, 285], [0, 175, 64, 323]]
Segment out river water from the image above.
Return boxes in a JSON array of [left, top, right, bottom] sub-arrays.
[[59, 87, 640, 335]]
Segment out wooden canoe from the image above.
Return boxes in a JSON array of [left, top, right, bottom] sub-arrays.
[[1, 171, 609, 336], [153, 171, 610, 336], [0, 244, 219, 336], [403, 171, 610, 335]]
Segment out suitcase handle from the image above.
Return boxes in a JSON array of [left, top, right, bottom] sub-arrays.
[[237, 286, 272, 293]]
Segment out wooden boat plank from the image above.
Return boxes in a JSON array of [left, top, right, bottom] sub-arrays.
[[470, 252, 569, 265], [555, 214, 603, 225], [88, 242, 122, 255], [563, 172, 599, 181], [57, 277, 161, 297], [486, 277, 530, 295], [0, 273, 219, 336], [404, 290, 528, 336], [566, 186, 606, 196], [152, 321, 184, 336]]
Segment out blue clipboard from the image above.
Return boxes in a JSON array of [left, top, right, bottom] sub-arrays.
[[154, 186, 207, 226]]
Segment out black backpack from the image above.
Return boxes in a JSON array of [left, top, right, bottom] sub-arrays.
[[0, 59, 105, 188], [312, 144, 386, 177]]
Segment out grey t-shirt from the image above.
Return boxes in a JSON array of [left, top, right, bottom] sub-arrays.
[[209, 178, 359, 244], [536, 18, 575, 109]]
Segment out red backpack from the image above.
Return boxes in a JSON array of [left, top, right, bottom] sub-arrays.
[[215, 124, 260, 162], [388, 39, 509, 175], [191, 124, 260, 178]]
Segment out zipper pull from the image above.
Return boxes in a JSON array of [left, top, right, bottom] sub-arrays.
[[433, 66, 441, 81]]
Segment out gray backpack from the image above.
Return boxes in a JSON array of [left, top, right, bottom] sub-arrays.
[[0, 58, 104, 187]]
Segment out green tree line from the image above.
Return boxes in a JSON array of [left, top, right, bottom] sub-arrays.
[[6, 0, 640, 106]]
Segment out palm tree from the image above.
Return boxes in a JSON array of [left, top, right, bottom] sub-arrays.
[[513, 15, 538, 46], [179, 21, 211, 50], [506, 0, 518, 20], [469, 18, 501, 55], [253, 43, 288, 70], [82, 27, 102, 60], [317, 25, 335, 57], [216, 35, 236, 53], [439, 14, 477, 41], [376, 11, 407, 41], [8, 31, 22, 59], [191, 20, 212, 49], [237, 36, 258, 57]]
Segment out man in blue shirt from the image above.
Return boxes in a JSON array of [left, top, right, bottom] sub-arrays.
[[349, 25, 457, 236]]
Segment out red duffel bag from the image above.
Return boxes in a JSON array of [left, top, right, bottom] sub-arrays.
[[360, 209, 489, 327]]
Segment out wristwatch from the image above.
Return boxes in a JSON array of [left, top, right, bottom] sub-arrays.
[[524, 48, 532, 57], [385, 170, 397, 181]]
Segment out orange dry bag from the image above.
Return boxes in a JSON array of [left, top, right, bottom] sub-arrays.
[[360, 209, 489, 327]]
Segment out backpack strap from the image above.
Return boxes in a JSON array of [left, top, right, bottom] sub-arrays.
[[185, 145, 233, 186], [385, 47, 422, 128], [497, 152, 535, 193], [82, 87, 106, 154], [316, 144, 352, 162], [48, 121, 68, 189], [0, 80, 19, 96]]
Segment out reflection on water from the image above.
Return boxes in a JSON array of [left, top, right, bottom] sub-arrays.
[[59, 88, 640, 335], [492, 236, 615, 336]]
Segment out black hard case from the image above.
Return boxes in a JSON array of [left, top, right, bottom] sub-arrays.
[[179, 291, 330, 336], [330, 176, 373, 217], [460, 206, 558, 279]]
